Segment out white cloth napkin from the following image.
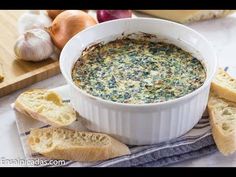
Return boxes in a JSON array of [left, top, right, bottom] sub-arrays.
[[14, 66, 236, 167]]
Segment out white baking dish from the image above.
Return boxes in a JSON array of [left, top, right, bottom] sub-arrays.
[[60, 18, 217, 145]]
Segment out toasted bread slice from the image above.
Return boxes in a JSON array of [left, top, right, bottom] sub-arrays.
[[28, 127, 131, 162], [14, 89, 76, 127], [208, 93, 236, 155], [137, 10, 235, 23], [211, 68, 236, 103]]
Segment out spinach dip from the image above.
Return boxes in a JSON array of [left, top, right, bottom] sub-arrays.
[[72, 37, 206, 104]]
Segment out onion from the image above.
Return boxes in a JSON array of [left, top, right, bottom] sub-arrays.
[[47, 10, 64, 19], [47, 10, 88, 20], [47, 10, 97, 49], [97, 10, 132, 23]]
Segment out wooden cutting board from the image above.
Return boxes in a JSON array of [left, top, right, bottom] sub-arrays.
[[0, 10, 60, 98]]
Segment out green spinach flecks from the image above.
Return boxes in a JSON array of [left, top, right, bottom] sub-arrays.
[[72, 38, 206, 104]]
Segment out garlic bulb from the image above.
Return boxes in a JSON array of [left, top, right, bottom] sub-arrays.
[[18, 10, 52, 34], [14, 29, 55, 61]]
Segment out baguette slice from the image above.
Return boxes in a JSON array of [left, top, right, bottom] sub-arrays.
[[137, 10, 235, 23], [208, 93, 236, 155], [28, 127, 131, 162], [14, 89, 76, 127], [211, 68, 236, 103]]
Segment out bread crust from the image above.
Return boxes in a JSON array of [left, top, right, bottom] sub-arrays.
[[14, 89, 76, 127], [137, 10, 235, 23], [208, 101, 236, 156], [207, 68, 236, 155], [211, 69, 236, 103], [28, 128, 131, 162]]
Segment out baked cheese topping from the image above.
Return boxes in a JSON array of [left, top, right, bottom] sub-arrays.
[[72, 38, 206, 104]]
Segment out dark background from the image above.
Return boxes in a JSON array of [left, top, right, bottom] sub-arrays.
[[1, 0, 236, 9]]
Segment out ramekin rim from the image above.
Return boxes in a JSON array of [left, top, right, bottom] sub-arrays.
[[60, 18, 218, 108]]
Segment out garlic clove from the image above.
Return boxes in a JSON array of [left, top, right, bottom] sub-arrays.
[[14, 29, 55, 62], [49, 46, 60, 61], [49, 51, 60, 61], [18, 11, 52, 35]]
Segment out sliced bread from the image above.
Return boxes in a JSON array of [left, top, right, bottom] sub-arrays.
[[208, 93, 236, 155], [14, 89, 76, 127], [137, 10, 235, 23], [211, 68, 236, 103], [28, 127, 131, 162]]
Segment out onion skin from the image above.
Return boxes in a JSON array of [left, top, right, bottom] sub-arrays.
[[48, 10, 97, 50], [97, 10, 132, 23], [47, 10, 89, 20], [47, 10, 64, 19]]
